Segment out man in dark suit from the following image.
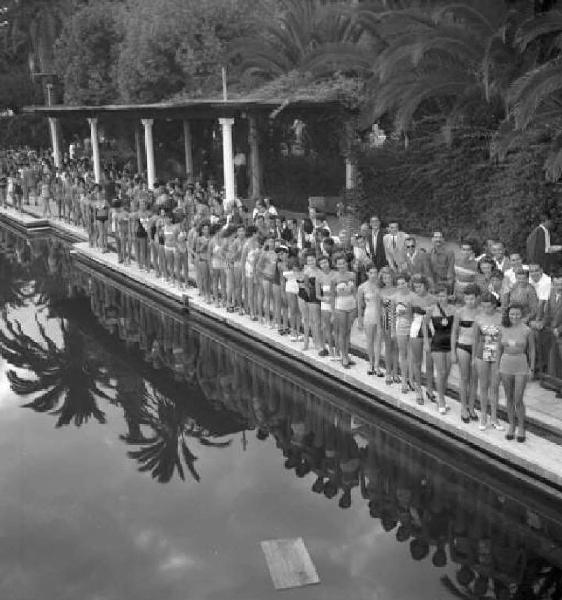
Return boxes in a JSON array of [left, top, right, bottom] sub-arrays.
[[365, 215, 387, 270], [527, 213, 562, 275], [542, 272, 562, 397]]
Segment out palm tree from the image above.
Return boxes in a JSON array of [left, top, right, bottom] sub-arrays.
[[0, 314, 113, 427], [123, 384, 232, 484], [230, 0, 372, 84], [361, 0, 527, 139], [495, 9, 562, 181]]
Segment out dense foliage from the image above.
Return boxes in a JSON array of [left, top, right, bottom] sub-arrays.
[[1, 0, 562, 246]]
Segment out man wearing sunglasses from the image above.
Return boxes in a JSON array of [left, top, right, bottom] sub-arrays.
[[401, 236, 432, 283]]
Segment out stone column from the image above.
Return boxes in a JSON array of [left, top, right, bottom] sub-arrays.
[[134, 126, 143, 175], [88, 117, 101, 184], [345, 157, 356, 190], [183, 120, 194, 181], [141, 118, 156, 190], [219, 117, 235, 208], [49, 118, 62, 169], [248, 115, 261, 199]]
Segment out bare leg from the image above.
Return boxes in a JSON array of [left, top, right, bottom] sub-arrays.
[[476, 359, 490, 428], [514, 374, 527, 439], [501, 373, 515, 436]]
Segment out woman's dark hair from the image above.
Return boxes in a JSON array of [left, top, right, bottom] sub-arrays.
[[478, 256, 495, 273], [504, 302, 524, 327], [303, 217, 314, 235]]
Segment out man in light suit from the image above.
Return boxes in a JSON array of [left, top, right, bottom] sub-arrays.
[[401, 236, 432, 282], [527, 213, 562, 275], [365, 215, 387, 270], [383, 221, 408, 271], [542, 272, 562, 397]]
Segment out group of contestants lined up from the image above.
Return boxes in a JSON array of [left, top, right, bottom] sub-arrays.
[[2, 149, 561, 445]]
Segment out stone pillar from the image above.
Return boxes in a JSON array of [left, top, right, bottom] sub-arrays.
[[345, 157, 356, 190], [219, 117, 235, 208], [183, 120, 194, 181], [88, 117, 101, 184], [141, 118, 156, 190], [248, 115, 261, 199], [134, 126, 143, 175], [49, 118, 62, 169]]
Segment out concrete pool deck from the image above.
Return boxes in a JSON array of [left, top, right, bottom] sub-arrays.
[[2, 204, 562, 487]]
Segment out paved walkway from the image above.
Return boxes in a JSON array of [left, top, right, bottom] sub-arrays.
[[2, 202, 561, 442]]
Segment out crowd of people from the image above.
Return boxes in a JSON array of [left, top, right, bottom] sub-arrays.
[[1, 147, 561, 444]]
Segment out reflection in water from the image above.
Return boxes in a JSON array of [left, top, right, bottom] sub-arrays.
[[1, 225, 562, 599]]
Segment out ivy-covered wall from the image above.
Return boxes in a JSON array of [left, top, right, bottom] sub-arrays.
[[357, 136, 562, 254]]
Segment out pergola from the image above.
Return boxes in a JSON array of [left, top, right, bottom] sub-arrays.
[[23, 97, 351, 202]]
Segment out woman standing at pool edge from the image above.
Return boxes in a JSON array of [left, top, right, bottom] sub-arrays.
[[357, 264, 384, 376], [497, 304, 535, 442], [331, 253, 357, 368]]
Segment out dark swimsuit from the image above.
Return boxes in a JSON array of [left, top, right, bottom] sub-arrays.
[[457, 320, 474, 355], [95, 205, 109, 223], [430, 306, 454, 353]]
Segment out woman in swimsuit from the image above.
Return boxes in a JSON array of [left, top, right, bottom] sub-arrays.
[[40, 174, 52, 218], [393, 272, 413, 394], [196, 222, 211, 303], [136, 199, 150, 270], [175, 219, 189, 289], [94, 185, 109, 252], [209, 223, 228, 306], [331, 253, 357, 368], [316, 255, 337, 359], [379, 267, 398, 385], [451, 284, 480, 423], [426, 286, 455, 414], [498, 304, 535, 442], [163, 211, 178, 283], [410, 274, 435, 403], [242, 227, 260, 319], [226, 225, 245, 312], [257, 236, 278, 327], [472, 292, 503, 431], [300, 251, 321, 351], [283, 253, 302, 342], [273, 241, 289, 334], [357, 265, 384, 376]]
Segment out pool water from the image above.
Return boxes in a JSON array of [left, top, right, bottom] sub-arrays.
[[0, 225, 561, 600]]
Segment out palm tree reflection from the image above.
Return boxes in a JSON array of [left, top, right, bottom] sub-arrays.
[[0, 314, 112, 427], [123, 385, 232, 483]]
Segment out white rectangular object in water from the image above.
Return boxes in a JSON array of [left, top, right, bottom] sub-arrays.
[[260, 538, 320, 590]]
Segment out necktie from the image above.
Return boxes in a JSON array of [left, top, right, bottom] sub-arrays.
[[392, 236, 396, 249]]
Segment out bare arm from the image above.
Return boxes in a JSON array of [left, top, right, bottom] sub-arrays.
[[527, 327, 536, 376]]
